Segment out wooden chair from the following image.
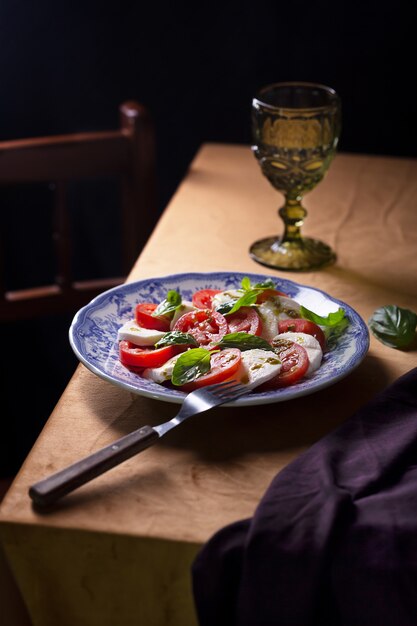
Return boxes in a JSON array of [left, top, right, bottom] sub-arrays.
[[0, 100, 156, 321]]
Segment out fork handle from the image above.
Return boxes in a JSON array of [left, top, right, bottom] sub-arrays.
[[29, 425, 159, 507]]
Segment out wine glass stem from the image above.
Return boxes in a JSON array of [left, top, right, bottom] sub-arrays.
[[279, 197, 307, 243]]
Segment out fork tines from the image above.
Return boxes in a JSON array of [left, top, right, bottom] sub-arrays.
[[208, 380, 248, 400]]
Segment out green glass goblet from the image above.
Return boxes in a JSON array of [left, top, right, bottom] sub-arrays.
[[250, 82, 341, 271]]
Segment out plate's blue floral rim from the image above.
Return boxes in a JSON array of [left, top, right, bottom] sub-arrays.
[[69, 271, 370, 407]]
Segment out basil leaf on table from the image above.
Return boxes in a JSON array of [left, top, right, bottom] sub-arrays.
[[217, 332, 272, 352], [155, 331, 198, 349], [152, 290, 182, 317], [171, 348, 212, 386], [368, 305, 417, 349]]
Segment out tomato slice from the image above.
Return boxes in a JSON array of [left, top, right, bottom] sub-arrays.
[[181, 348, 241, 391], [256, 288, 288, 303], [192, 289, 222, 309], [227, 306, 262, 336], [119, 340, 184, 368], [135, 303, 171, 332], [173, 309, 228, 346], [261, 339, 309, 388], [278, 318, 326, 351]]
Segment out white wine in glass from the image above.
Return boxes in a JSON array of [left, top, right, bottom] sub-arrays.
[[250, 82, 341, 271]]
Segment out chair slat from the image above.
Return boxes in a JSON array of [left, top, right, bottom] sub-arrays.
[[0, 133, 129, 182], [0, 101, 156, 322]]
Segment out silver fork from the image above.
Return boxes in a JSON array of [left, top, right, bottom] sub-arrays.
[[29, 380, 249, 507]]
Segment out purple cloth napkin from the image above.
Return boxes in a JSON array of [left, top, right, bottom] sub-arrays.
[[192, 367, 417, 626]]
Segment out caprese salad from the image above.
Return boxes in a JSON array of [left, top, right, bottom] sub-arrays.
[[117, 277, 347, 393]]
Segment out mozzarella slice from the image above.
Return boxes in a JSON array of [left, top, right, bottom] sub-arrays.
[[257, 301, 280, 342], [236, 349, 282, 389], [117, 320, 166, 346], [274, 332, 322, 376], [142, 354, 181, 383], [257, 297, 302, 343], [170, 300, 198, 328]]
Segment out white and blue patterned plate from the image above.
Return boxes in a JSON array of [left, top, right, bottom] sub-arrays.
[[69, 271, 369, 406]]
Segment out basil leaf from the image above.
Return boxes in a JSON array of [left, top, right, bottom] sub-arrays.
[[155, 331, 198, 348], [254, 279, 275, 290], [241, 276, 276, 292], [171, 348, 212, 386], [241, 276, 252, 291], [215, 300, 239, 315], [225, 290, 259, 315], [368, 305, 417, 349], [301, 305, 347, 327], [216, 278, 278, 315], [152, 290, 182, 317], [217, 332, 272, 352]]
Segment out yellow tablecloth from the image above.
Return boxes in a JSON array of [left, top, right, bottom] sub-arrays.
[[1, 144, 416, 626]]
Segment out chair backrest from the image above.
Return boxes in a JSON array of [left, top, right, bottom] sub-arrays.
[[0, 101, 156, 321]]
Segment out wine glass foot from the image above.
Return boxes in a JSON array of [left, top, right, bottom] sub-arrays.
[[249, 236, 336, 271]]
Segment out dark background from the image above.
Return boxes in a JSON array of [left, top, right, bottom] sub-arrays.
[[0, 0, 416, 476]]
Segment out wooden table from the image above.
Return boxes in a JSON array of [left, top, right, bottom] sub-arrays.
[[1, 144, 416, 626]]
